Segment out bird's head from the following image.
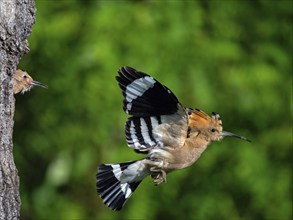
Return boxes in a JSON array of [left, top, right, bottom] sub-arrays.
[[187, 108, 250, 142], [13, 69, 47, 94]]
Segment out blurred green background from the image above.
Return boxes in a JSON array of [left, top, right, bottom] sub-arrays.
[[14, 0, 292, 220]]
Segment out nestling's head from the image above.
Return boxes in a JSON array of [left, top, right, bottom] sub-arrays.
[[13, 69, 47, 94], [187, 108, 250, 142]]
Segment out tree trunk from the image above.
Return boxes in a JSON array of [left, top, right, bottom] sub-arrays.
[[0, 0, 36, 219]]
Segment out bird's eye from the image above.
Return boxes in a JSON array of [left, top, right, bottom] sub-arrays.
[[211, 128, 216, 133], [23, 75, 27, 79]]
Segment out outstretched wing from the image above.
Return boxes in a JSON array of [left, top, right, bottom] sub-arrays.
[[116, 66, 180, 117], [116, 66, 188, 153]]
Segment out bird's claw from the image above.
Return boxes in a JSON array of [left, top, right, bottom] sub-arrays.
[[150, 168, 166, 186]]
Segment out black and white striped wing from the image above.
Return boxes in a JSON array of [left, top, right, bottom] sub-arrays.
[[125, 116, 162, 152], [125, 110, 188, 152], [116, 66, 188, 152], [116, 66, 180, 117]]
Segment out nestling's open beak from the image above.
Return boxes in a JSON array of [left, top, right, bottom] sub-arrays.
[[221, 131, 251, 142], [31, 80, 48, 89]]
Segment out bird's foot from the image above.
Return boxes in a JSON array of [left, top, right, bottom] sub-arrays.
[[150, 168, 166, 186]]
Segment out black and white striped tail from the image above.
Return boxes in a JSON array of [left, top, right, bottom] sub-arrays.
[[116, 66, 180, 117], [96, 161, 142, 211]]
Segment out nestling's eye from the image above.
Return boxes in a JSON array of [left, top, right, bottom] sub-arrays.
[[211, 128, 216, 133], [23, 75, 27, 79]]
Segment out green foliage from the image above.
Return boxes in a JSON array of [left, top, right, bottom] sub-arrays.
[[15, 0, 291, 219]]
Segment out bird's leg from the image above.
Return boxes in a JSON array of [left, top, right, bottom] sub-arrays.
[[150, 168, 166, 185], [144, 156, 167, 185]]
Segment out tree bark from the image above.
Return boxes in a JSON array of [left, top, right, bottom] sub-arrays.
[[0, 0, 36, 219]]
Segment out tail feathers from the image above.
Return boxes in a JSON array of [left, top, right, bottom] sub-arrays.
[[96, 161, 143, 211]]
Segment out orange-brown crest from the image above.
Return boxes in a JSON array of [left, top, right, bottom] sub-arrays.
[[188, 109, 221, 129], [186, 108, 224, 141]]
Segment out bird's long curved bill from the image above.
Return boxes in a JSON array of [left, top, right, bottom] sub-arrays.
[[31, 80, 48, 89], [222, 131, 251, 142]]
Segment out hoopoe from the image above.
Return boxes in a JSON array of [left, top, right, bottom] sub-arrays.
[[13, 69, 47, 94], [96, 66, 250, 211]]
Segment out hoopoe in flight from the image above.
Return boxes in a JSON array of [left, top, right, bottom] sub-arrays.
[[13, 69, 47, 94], [96, 66, 250, 211]]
